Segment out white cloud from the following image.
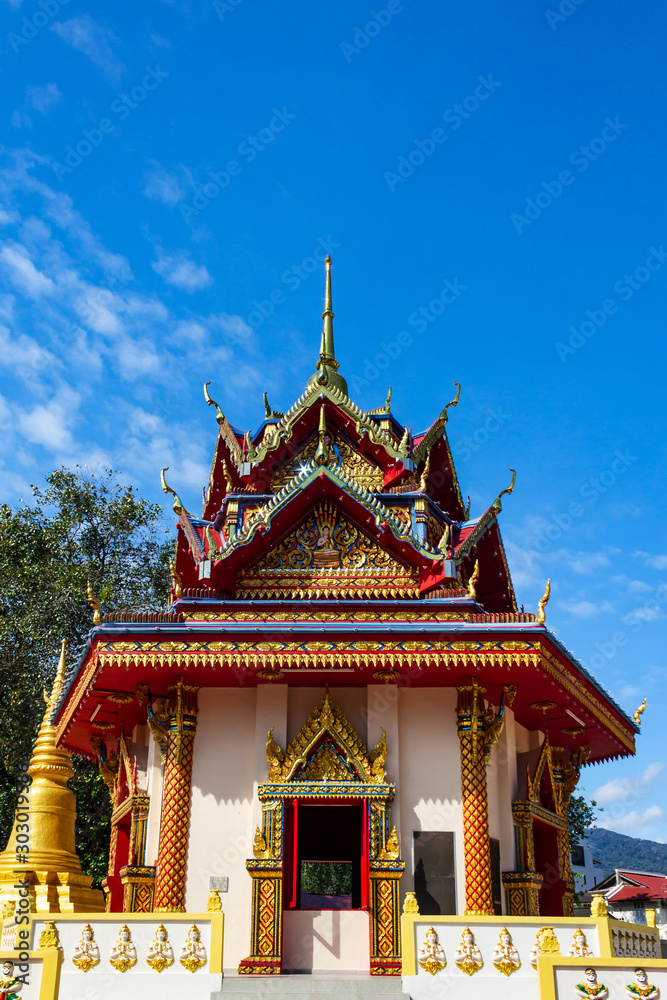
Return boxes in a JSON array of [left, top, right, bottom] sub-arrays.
[[26, 83, 63, 115], [152, 250, 212, 292], [569, 551, 612, 575], [142, 162, 189, 206], [597, 805, 665, 835], [51, 15, 125, 82], [11, 110, 31, 129], [634, 550, 667, 570], [18, 387, 80, 451], [558, 599, 615, 619], [0, 244, 55, 297], [594, 762, 665, 807]]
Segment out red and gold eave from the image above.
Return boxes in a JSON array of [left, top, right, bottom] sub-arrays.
[[54, 594, 638, 766]]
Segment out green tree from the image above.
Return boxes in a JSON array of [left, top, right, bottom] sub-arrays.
[[0, 467, 172, 884], [568, 793, 600, 848]]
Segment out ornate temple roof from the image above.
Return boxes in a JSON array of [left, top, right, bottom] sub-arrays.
[[51, 256, 640, 767]]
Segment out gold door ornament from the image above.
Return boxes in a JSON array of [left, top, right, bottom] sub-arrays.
[[418, 926, 446, 975], [109, 924, 137, 973], [179, 923, 207, 973], [146, 923, 174, 972], [492, 927, 521, 976], [454, 926, 483, 976], [72, 923, 100, 972]]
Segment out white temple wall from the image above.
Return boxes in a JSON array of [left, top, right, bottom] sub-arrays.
[[185, 687, 256, 971], [396, 687, 466, 914], [487, 706, 518, 887]]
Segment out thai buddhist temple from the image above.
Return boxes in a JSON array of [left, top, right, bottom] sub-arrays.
[[1, 258, 663, 999]]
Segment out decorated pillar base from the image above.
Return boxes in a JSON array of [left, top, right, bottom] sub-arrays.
[[369, 862, 404, 976], [119, 865, 155, 912], [562, 879, 575, 917], [238, 860, 283, 975], [502, 870, 543, 915]]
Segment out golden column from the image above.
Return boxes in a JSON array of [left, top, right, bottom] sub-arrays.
[[151, 678, 199, 912], [456, 679, 514, 916], [0, 641, 104, 914]]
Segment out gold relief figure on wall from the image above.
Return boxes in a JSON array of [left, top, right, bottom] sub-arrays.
[[455, 927, 483, 976], [72, 923, 100, 972], [146, 924, 174, 972], [492, 927, 521, 976], [530, 926, 560, 968], [109, 924, 137, 973], [569, 928, 594, 958], [418, 927, 446, 975], [575, 968, 609, 998], [253, 501, 404, 573], [0, 960, 23, 998], [180, 924, 207, 973], [313, 506, 340, 568], [626, 969, 660, 998]]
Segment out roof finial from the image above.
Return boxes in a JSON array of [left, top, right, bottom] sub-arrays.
[[307, 256, 348, 395]]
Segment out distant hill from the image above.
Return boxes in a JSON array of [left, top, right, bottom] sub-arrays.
[[585, 828, 667, 881]]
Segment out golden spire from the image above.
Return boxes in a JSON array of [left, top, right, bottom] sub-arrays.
[[307, 256, 348, 395], [0, 641, 104, 910]]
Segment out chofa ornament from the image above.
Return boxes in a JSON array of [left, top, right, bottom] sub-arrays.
[[418, 926, 446, 975]]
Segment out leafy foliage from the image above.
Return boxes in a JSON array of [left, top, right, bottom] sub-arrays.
[[568, 793, 600, 848], [0, 467, 172, 884], [300, 861, 352, 896]]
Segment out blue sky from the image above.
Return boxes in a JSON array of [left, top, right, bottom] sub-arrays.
[[0, 0, 666, 842]]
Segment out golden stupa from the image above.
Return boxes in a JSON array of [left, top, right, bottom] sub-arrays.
[[0, 640, 104, 915]]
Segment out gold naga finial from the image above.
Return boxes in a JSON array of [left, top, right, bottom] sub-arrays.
[[222, 460, 233, 494], [419, 451, 431, 492], [262, 392, 284, 419], [491, 467, 516, 513], [435, 382, 461, 427], [307, 256, 348, 395], [384, 386, 392, 412], [633, 698, 647, 727], [536, 579, 551, 624], [398, 425, 411, 459], [313, 405, 329, 466], [168, 557, 182, 599], [86, 581, 102, 625], [244, 431, 257, 462], [160, 468, 183, 515], [437, 523, 451, 554], [467, 559, 480, 600], [464, 495, 471, 519], [203, 381, 225, 424]]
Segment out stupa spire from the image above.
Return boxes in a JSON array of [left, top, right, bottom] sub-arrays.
[[308, 256, 348, 395]]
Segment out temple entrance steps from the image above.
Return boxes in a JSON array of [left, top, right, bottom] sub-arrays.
[[212, 973, 407, 1000]]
